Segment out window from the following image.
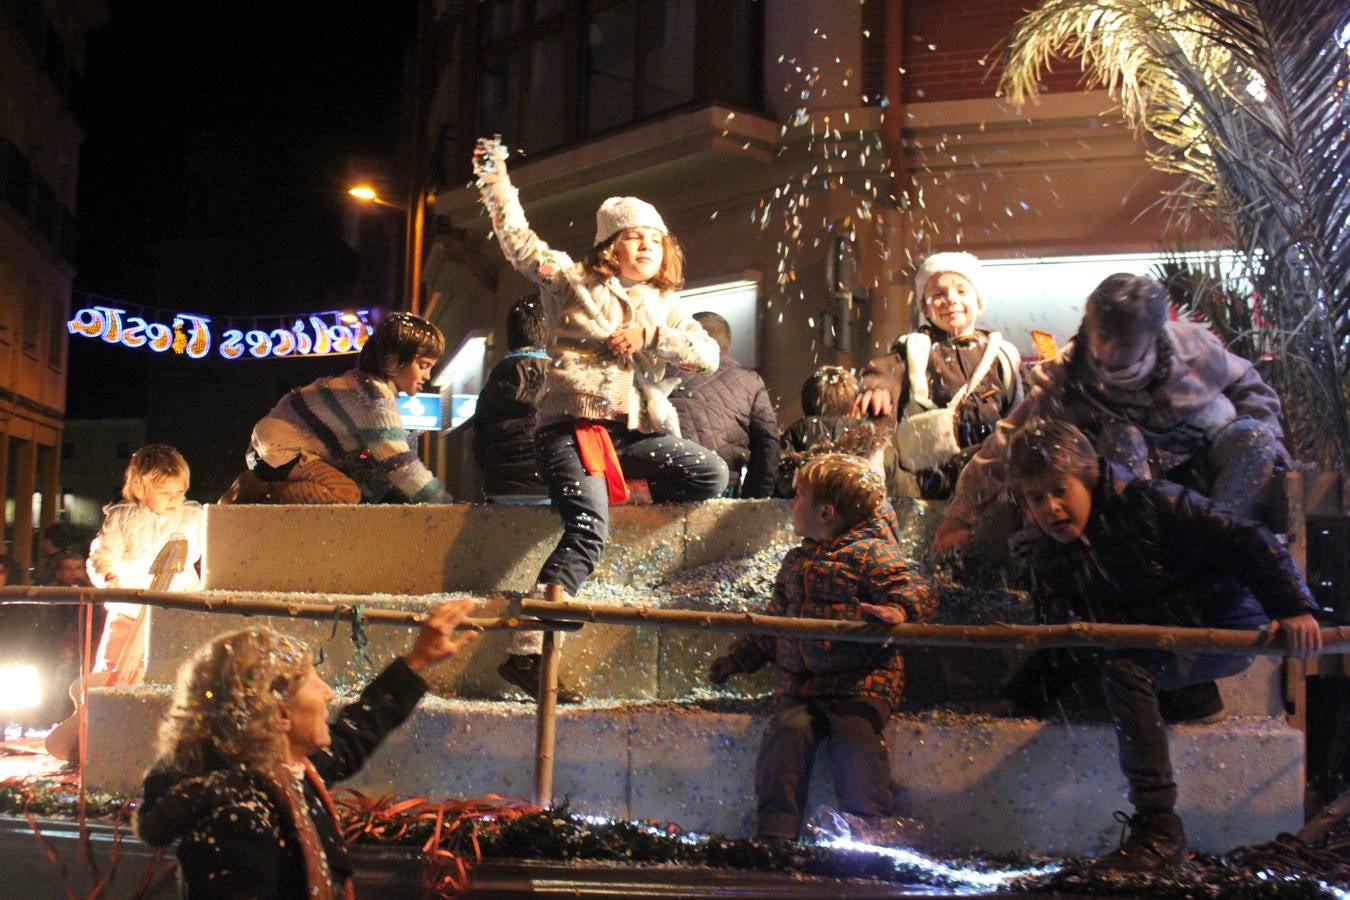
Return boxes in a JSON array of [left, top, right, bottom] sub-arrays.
[[47, 294, 65, 371], [21, 278, 42, 357], [476, 0, 759, 156]]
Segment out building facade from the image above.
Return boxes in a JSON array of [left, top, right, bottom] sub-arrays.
[[0, 0, 105, 575], [405, 0, 1188, 490]]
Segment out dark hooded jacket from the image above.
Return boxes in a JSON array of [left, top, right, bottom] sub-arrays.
[[472, 349, 550, 495], [723, 501, 937, 709], [135, 659, 426, 898], [1028, 460, 1316, 629], [668, 356, 780, 498]]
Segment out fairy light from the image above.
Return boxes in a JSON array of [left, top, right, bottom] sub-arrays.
[[815, 835, 1060, 892]]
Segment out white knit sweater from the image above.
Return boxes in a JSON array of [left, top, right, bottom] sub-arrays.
[[478, 176, 718, 434]]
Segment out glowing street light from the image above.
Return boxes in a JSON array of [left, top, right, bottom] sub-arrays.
[[347, 184, 406, 211]]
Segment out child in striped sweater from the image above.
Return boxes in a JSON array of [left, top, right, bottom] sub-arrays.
[[222, 313, 452, 505]]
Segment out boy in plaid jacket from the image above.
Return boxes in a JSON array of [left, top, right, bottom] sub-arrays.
[[709, 453, 937, 840]]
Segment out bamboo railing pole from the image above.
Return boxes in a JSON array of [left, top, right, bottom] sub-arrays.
[[0, 586, 581, 632], [515, 599, 1350, 657], [534, 630, 561, 808]]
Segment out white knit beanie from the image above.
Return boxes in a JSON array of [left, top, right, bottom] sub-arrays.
[[594, 196, 667, 246], [914, 251, 987, 317]]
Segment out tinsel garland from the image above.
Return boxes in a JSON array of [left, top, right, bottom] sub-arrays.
[[3, 777, 1348, 897]]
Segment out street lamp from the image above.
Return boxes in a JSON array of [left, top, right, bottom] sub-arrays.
[[346, 183, 424, 316]]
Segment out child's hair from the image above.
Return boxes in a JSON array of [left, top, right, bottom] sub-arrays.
[[123, 444, 190, 502], [582, 231, 686, 291], [1082, 273, 1169, 338], [357, 311, 446, 378], [794, 452, 886, 531], [1006, 420, 1099, 495], [692, 311, 732, 355], [507, 295, 546, 350], [801, 366, 857, 416]]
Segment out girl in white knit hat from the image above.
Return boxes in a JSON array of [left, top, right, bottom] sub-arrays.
[[474, 137, 728, 703], [854, 251, 1022, 499]]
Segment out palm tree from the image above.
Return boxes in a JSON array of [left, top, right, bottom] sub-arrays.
[[999, 0, 1350, 472]]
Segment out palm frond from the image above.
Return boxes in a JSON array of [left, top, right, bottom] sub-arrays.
[[1001, 0, 1350, 472]]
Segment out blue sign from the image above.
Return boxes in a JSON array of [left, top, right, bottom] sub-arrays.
[[397, 393, 443, 431], [448, 394, 478, 427]]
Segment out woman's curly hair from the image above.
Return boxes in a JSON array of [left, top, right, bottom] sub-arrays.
[[153, 627, 311, 775]]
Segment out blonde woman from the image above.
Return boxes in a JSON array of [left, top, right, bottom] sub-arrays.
[[135, 600, 476, 899]]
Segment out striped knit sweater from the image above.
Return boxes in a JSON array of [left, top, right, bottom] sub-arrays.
[[250, 370, 449, 503]]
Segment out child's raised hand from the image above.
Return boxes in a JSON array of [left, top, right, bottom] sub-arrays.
[[472, 136, 510, 184], [102, 572, 119, 588], [859, 603, 906, 625], [1267, 613, 1323, 659], [708, 655, 740, 685]]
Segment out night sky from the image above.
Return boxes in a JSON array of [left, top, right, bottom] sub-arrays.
[[68, 0, 417, 418]]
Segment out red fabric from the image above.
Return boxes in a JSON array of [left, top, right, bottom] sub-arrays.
[[575, 423, 629, 504]]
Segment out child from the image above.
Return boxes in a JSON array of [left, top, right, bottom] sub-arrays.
[[1002, 419, 1320, 872], [472, 295, 550, 500], [709, 453, 937, 841], [88, 444, 205, 675], [935, 273, 1286, 554], [855, 251, 1022, 499], [775, 366, 864, 498], [474, 137, 729, 703], [222, 312, 451, 505]]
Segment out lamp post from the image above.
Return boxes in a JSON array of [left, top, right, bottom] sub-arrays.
[[346, 185, 426, 316]]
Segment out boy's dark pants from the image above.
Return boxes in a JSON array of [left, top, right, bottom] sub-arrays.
[[534, 422, 729, 594], [1103, 638, 1261, 814], [755, 694, 894, 839]]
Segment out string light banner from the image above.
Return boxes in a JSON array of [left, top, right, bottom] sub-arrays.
[[67, 296, 373, 361]]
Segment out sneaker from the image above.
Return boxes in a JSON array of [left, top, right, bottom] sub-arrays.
[[497, 653, 584, 704], [1091, 810, 1187, 873], [1159, 681, 1224, 724]]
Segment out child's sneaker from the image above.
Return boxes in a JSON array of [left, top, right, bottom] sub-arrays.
[[497, 653, 584, 704], [1091, 810, 1187, 873]]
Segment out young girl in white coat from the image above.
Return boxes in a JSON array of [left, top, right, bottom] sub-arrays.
[[474, 138, 728, 702]]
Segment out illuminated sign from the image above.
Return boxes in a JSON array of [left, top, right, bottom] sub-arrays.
[[397, 392, 443, 431], [67, 299, 373, 361]]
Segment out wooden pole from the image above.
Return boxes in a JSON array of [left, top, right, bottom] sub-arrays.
[[4, 586, 1345, 655], [513, 598, 1350, 657], [534, 629, 560, 807], [0, 586, 581, 633]]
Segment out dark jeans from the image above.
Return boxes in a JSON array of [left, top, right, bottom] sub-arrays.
[[534, 421, 729, 594], [755, 695, 894, 840], [1101, 608, 1268, 813]]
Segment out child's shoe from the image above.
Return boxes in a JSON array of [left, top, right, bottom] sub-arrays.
[[497, 653, 584, 704], [1091, 810, 1187, 873]]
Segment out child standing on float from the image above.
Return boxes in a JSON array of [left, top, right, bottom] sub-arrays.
[[474, 138, 728, 703]]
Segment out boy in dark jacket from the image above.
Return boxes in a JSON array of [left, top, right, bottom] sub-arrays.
[[709, 453, 937, 840], [473, 295, 550, 499], [1005, 419, 1320, 872]]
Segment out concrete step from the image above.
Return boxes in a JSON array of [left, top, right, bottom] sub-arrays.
[[85, 686, 1303, 857]]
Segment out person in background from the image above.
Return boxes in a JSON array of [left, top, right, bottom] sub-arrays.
[[775, 366, 865, 498], [136, 600, 478, 898], [854, 251, 1022, 499], [472, 295, 550, 501], [87, 443, 203, 675], [223, 312, 451, 505], [669, 311, 780, 498]]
